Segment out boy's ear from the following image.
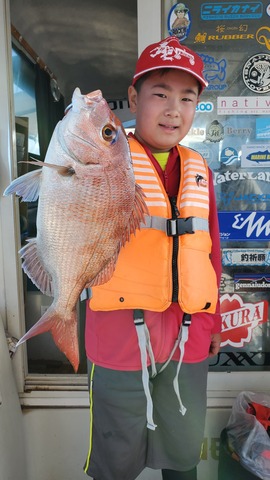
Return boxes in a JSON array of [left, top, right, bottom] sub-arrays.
[[128, 85, 137, 113]]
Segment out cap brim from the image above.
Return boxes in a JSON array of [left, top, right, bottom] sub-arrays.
[[132, 65, 208, 91]]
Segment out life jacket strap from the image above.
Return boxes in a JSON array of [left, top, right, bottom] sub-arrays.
[[133, 309, 157, 431], [182, 312, 192, 326], [140, 215, 209, 236], [80, 288, 92, 301]]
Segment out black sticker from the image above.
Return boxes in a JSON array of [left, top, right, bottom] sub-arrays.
[[243, 53, 270, 94]]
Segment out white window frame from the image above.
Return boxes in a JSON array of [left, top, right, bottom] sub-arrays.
[[0, 0, 26, 393], [0, 0, 89, 408]]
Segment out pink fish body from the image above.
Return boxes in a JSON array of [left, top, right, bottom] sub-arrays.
[[4, 88, 148, 371]]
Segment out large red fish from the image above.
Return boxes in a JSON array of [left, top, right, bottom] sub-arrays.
[[4, 88, 148, 371]]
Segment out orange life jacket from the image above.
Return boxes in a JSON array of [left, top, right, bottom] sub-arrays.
[[90, 136, 218, 314]]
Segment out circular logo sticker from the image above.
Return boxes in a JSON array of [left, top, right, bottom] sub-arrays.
[[243, 53, 270, 94], [205, 120, 224, 143]]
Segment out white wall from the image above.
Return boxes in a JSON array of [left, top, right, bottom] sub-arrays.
[[21, 406, 230, 480], [0, 316, 27, 480]]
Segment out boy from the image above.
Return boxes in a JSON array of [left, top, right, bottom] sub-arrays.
[[84, 36, 221, 480]]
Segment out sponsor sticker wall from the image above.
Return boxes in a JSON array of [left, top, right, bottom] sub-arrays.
[[165, 1, 270, 372]]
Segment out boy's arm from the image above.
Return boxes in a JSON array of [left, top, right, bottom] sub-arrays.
[[208, 168, 222, 337], [209, 333, 221, 357]]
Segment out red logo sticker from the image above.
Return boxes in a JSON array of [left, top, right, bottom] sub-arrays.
[[220, 293, 268, 347]]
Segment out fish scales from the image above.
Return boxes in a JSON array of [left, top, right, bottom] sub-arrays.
[[4, 88, 148, 371]]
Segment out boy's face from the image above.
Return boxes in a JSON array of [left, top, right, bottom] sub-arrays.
[[128, 69, 199, 153]]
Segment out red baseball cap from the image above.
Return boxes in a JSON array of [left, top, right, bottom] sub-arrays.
[[132, 36, 208, 92]]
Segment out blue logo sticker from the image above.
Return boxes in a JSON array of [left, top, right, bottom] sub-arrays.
[[200, 54, 228, 91], [220, 147, 240, 165], [218, 191, 270, 208], [247, 149, 270, 162], [201, 2, 263, 20], [196, 101, 214, 113], [256, 118, 270, 140], [241, 144, 270, 167], [219, 211, 270, 241]]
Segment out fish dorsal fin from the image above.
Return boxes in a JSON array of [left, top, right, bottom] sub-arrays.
[[85, 251, 120, 288], [119, 183, 149, 246], [19, 239, 53, 296], [3, 169, 42, 202]]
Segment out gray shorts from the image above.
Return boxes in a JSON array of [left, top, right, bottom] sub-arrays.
[[84, 359, 208, 480]]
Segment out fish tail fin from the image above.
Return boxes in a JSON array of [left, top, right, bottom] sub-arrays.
[[17, 308, 79, 372]]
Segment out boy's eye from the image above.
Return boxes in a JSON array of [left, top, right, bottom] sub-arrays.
[[154, 93, 166, 98]]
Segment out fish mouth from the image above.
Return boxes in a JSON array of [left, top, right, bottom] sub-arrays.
[[85, 89, 103, 103]]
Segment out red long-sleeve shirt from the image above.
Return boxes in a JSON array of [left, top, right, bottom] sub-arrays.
[[85, 141, 221, 370]]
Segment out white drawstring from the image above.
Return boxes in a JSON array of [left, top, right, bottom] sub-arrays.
[[158, 326, 182, 374], [173, 325, 189, 415], [134, 311, 190, 428]]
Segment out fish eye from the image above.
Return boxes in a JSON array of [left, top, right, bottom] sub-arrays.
[[102, 124, 117, 142]]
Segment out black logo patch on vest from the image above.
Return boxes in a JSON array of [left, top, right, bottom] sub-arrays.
[[195, 174, 207, 187]]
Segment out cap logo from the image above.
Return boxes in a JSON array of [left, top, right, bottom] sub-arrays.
[[150, 39, 195, 66]]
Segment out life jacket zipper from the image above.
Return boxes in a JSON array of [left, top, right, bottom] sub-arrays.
[[170, 196, 179, 302]]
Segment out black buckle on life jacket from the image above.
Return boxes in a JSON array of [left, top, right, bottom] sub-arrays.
[[182, 313, 192, 326], [133, 309, 144, 326], [167, 217, 195, 236]]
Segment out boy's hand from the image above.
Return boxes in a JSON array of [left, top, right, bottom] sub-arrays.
[[208, 333, 221, 357]]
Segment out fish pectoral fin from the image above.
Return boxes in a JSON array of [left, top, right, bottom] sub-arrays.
[[17, 308, 79, 372], [26, 157, 76, 176], [19, 239, 53, 296], [19, 158, 75, 177], [3, 169, 42, 202], [85, 252, 119, 288], [27, 158, 75, 176], [119, 183, 149, 246]]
